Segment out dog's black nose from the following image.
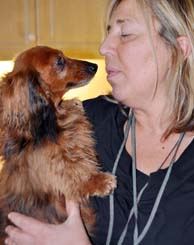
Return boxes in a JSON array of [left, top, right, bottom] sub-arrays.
[[87, 63, 98, 75]]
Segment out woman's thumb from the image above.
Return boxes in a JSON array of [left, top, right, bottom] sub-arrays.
[[66, 201, 80, 219]]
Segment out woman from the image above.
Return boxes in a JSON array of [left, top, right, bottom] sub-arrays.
[[5, 0, 194, 244]]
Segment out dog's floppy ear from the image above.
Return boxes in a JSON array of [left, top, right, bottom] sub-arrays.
[[1, 70, 59, 143], [1, 71, 31, 133], [28, 71, 59, 144]]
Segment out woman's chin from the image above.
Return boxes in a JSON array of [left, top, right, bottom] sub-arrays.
[[111, 89, 125, 103]]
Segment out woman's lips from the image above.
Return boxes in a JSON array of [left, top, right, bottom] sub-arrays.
[[106, 68, 120, 80]]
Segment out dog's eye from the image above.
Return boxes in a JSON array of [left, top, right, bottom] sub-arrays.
[[56, 56, 65, 69]]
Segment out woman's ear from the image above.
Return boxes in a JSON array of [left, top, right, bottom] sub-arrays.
[[177, 36, 192, 59]]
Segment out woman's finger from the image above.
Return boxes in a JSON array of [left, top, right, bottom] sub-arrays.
[[7, 212, 48, 235], [5, 225, 32, 245], [4, 238, 17, 245], [5, 203, 91, 245], [66, 201, 80, 218]]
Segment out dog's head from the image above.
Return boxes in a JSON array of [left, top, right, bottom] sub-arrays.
[[0, 46, 98, 142], [14, 46, 98, 100]]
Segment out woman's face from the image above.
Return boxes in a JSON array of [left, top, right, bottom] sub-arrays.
[[99, 0, 172, 108]]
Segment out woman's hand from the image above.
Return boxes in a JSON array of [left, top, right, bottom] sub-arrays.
[[5, 201, 91, 245]]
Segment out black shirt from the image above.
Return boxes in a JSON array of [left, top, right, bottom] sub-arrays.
[[83, 96, 194, 245]]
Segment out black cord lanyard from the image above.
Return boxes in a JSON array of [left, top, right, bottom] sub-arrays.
[[106, 110, 185, 245]]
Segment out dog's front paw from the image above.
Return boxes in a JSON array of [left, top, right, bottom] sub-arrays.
[[96, 172, 117, 196], [84, 172, 117, 198]]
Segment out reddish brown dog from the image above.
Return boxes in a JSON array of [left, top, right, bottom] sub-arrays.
[[0, 46, 116, 242]]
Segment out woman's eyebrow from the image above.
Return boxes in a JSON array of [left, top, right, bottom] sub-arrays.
[[117, 18, 137, 24], [107, 18, 137, 31]]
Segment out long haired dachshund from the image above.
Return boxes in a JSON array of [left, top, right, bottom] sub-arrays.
[[0, 46, 116, 242]]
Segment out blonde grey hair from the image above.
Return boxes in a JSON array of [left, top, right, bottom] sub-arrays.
[[106, 0, 194, 137]]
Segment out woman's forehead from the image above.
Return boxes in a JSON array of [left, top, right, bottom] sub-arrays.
[[108, 0, 149, 29]]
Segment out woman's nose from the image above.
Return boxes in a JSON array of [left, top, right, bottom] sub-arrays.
[[99, 35, 113, 57]]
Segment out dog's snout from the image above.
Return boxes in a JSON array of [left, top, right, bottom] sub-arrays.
[[86, 63, 98, 75]]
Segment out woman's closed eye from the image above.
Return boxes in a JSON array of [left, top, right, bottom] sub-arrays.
[[121, 33, 131, 37], [120, 32, 136, 41]]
